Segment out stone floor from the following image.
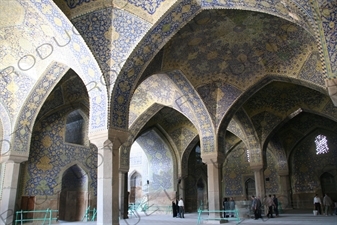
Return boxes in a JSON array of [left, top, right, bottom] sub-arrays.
[[55, 209, 337, 225]]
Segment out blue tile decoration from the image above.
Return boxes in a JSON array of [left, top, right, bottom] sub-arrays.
[[0, 103, 11, 154], [111, 0, 201, 129], [136, 129, 174, 191], [268, 137, 288, 172], [251, 111, 283, 143], [64, 0, 92, 9], [223, 143, 249, 196], [234, 109, 261, 163], [278, 112, 337, 153], [223, 143, 279, 196], [121, 104, 164, 170], [299, 52, 325, 85], [28, 0, 107, 133], [128, 0, 166, 14], [11, 63, 68, 154], [72, 8, 150, 87], [23, 110, 97, 196], [264, 151, 279, 194], [167, 70, 214, 152], [197, 82, 242, 128], [318, 0, 337, 76], [128, 71, 212, 152], [291, 130, 337, 193], [0, 66, 35, 119]]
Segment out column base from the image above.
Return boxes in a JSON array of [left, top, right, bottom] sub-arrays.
[[203, 219, 229, 224]]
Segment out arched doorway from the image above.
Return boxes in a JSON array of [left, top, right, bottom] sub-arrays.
[[130, 172, 142, 204], [197, 178, 208, 209], [320, 172, 337, 200], [59, 164, 88, 221], [245, 178, 256, 199]]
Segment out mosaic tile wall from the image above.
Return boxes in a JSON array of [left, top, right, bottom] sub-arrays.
[[278, 113, 337, 154], [25, 0, 107, 132], [245, 82, 336, 144], [185, 147, 208, 211], [136, 129, 174, 191], [223, 143, 279, 197], [113, 0, 330, 132], [23, 110, 97, 196], [291, 129, 337, 193]]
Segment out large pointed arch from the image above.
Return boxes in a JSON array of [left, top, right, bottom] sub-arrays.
[[110, 0, 315, 131]]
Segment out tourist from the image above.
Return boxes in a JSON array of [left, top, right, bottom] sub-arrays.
[[313, 194, 322, 215]]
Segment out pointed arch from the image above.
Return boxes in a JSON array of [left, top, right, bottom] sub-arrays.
[[111, 0, 315, 131]]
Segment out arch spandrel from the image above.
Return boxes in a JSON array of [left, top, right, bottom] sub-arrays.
[[112, 0, 317, 131], [0, 103, 12, 158], [2, 0, 108, 135]]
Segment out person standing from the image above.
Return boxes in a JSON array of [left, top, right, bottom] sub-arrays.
[[229, 197, 236, 217], [223, 197, 229, 218], [256, 196, 263, 219], [266, 195, 275, 218], [273, 194, 279, 217], [323, 194, 333, 216], [314, 194, 322, 215], [251, 196, 262, 220], [178, 198, 185, 218], [172, 200, 177, 217]]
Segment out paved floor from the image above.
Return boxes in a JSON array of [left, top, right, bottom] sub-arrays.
[[55, 210, 337, 225]]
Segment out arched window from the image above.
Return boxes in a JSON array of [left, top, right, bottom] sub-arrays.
[[65, 110, 85, 145], [246, 149, 250, 162], [315, 134, 329, 155]]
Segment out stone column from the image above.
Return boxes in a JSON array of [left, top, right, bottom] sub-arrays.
[[89, 129, 128, 225], [110, 130, 129, 224], [89, 130, 112, 225], [203, 153, 224, 220], [0, 160, 21, 225], [251, 165, 265, 198], [119, 171, 128, 219], [279, 171, 290, 209]]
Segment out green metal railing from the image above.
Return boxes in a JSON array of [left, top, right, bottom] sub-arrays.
[[197, 208, 241, 224], [15, 208, 58, 225], [82, 206, 97, 222]]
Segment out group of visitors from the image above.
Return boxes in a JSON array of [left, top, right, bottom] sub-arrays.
[[172, 198, 185, 218], [313, 193, 336, 216], [251, 194, 279, 220], [222, 197, 236, 218]]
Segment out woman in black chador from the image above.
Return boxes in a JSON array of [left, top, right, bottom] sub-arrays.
[[172, 200, 178, 217]]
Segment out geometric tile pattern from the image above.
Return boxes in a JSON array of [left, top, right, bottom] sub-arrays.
[[245, 82, 334, 145], [111, 0, 201, 129], [28, 0, 107, 133], [11, 63, 68, 155], [136, 129, 174, 191], [277, 112, 337, 155], [223, 142, 279, 196], [0, 103, 11, 155], [128, 0, 165, 14], [268, 137, 288, 172], [313, 0, 337, 78], [291, 129, 337, 193], [23, 110, 97, 196]]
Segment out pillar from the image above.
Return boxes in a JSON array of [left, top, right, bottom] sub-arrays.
[[90, 131, 112, 225], [0, 161, 21, 225], [251, 165, 265, 198], [279, 171, 290, 209], [119, 171, 128, 219], [89, 129, 128, 225], [203, 153, 224, 220]]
